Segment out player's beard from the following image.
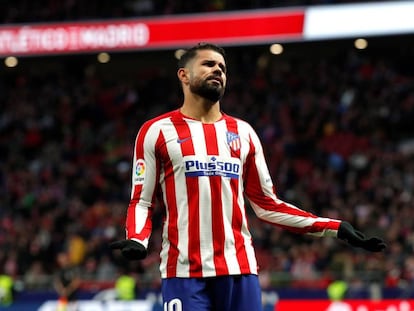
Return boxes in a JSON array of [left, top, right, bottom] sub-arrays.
[[190, 77, 225, 103]]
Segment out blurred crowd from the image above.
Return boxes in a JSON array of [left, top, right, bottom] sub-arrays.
[[1, 0, 414, 291], [1, 36, 414, 299]]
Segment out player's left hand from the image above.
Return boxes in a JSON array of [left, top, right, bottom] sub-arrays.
[[337, 221, 387, 252]]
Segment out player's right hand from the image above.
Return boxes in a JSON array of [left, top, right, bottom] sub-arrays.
[[110, 239, 147, 260]]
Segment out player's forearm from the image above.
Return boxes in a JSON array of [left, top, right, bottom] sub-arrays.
[[125, 202, 153, 247], [251, 200, 341, 237]]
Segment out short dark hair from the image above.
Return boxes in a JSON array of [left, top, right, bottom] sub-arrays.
[[177, 43, 226, 69]]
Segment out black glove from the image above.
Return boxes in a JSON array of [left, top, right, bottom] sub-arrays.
[[337, 221, 386, 252], [110, 239, 147, 260]]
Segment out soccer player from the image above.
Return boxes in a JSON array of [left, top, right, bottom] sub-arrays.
[[110, 43, 386, 311]]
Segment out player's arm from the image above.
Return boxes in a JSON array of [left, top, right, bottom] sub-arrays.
[[243, 126, 386, 252], [111, 121, 161, 260]]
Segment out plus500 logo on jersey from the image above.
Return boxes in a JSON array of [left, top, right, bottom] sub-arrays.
[[183, 156, 240, 179]]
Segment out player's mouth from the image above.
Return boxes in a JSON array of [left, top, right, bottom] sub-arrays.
[[208, 76, 223, 85]]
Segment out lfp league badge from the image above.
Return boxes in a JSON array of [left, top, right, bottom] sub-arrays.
[[134, 159, 146, 184]]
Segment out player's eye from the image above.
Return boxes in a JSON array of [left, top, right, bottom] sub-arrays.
[[203, 61, 226, 73], [203, 61, 215, 67]]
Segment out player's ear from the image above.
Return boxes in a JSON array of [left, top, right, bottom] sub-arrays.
[[177, 67, 189, 84]]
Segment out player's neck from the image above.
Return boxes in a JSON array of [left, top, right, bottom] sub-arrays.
[[180, 97, 222, 123]]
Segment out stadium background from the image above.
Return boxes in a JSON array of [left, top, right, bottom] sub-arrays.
[[1, 1, 414, 310]]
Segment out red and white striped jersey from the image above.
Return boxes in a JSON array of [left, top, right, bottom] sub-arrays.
[[126, 109, 341, 278]]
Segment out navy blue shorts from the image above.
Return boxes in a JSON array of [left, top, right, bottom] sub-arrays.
[[161, 274, 262, 311]]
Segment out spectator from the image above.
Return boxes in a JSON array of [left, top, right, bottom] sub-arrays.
[[53, 252, 81, 311]]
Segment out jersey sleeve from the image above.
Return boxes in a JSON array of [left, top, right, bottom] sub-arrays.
[[125, 121, 161, 248], [243, 125, 341, 238]]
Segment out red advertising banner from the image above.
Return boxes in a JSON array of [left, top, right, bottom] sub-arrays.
[[275, 299, 414, 311], [0, 9, 304, 56], [1, 2, 413, 56]]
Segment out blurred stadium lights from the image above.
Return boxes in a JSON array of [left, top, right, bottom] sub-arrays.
[[270, 44, 284, 55], [354, 38, 368, 50], [4, 56, 18, 67], [97, 52, 111, 63], [174, 49, 186, 60]]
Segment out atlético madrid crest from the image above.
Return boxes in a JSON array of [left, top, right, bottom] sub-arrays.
[[226, 131, 241, 151]]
